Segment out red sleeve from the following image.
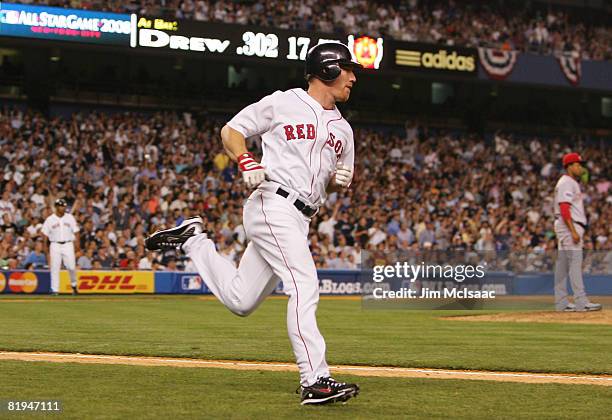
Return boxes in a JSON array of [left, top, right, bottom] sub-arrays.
[[559, 202, 571, 222]]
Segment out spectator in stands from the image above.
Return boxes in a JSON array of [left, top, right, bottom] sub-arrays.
[[95, 247, 114, 269], [77, 248, 94, 270], [0, 107, 610, 273], [22, 239, 47, 269]]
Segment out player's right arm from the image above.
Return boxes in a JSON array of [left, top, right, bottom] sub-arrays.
[[41, 231, 50, 268], [221, 125, 266, 189], [222, 91, 278, 188], [40, 217, 52, 264], [220, 125, 248, 162], [43, 238, 50, 267]]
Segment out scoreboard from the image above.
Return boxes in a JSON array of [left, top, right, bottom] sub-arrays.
[[0, 3, 384, 69]]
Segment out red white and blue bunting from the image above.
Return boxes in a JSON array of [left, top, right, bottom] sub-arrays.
[[557, 51, 581, 86], [478, 48, 517, 80]]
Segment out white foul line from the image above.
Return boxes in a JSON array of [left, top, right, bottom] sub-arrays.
[[1, 352, 611, 384]]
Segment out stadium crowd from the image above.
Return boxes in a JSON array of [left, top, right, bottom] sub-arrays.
[[0, 106, 610, 272], [17, 0, 612, 61]]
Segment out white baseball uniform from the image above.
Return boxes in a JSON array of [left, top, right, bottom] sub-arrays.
[[42, 213, 79, 293], [184, 88, 354, 386], [553, 174, 589, 310]]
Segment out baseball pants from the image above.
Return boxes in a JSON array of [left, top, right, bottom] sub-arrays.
[[553, 221, 589, 310], [49, 242, 77, 293], [184, 183, 329, 386]]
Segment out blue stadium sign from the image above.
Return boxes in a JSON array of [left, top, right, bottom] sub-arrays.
[[0, 2, 133, 45]]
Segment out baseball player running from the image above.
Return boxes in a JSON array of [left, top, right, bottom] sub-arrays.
[[42, 198, 80, 295], [553, 152, 602, 312], [146, 42, 360, 405]]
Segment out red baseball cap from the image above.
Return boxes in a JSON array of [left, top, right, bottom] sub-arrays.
[[562, 152, 584, 167]]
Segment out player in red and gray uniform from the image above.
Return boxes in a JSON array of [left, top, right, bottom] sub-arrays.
[[553, 152, 602, 312]]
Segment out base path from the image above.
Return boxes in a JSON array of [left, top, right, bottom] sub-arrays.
[[1, 351, 610, 387]]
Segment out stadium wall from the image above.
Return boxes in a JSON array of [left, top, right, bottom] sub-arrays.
[[1, 270, 611, 296], [1, 3, 611, 91]]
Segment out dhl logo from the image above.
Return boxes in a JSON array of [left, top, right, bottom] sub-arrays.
[[79, 275, 136, 290]]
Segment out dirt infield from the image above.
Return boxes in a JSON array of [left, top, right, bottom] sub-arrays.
[[444, 309, 612, 325], [1, 351, 611, 387]]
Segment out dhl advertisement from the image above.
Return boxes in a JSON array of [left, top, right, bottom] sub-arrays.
[[391, 41, 477, 76], [60, 271, 154, 294]]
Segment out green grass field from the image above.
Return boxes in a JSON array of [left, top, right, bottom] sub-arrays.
[[3, 361, 611, 419], [1, 295, 611, 418]]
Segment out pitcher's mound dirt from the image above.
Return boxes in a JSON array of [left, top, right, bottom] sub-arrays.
[[443, 310, 612, 325]]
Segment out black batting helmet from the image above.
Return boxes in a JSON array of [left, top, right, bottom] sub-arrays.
[[305, 42, 363, 82], [54, 198, 67, 207]]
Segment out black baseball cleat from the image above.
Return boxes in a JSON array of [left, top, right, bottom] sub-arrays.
[[145, 217, 204, 251], [299, 377, 360, 405], [71, 285, 79, 295]]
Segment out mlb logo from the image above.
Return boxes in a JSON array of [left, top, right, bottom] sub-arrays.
[[181, 275, 203, 291]]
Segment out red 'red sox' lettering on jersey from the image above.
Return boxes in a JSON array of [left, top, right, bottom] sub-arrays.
[[284, 124, 316, 141], [326, 132, 344, 159], [227, 88, 355, 206]]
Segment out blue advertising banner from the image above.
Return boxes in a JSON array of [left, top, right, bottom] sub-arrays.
[[2, 270, 609, 296], [0, 2, 132, 45], [154, 272, 211, 294], [153, 270, 365, 295], [0, 270, 50, 294], [477, 47, 611, 90], [514, 274, 612, 296]]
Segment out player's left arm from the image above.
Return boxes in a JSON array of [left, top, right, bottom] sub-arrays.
[[326, 169, 351, 194], [327, 127, 355, 194]]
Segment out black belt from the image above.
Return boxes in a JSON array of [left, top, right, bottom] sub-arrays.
[[52, 241, 72, 244], [276, 187, 317, 218], [575, 221, 588, 230], [556, 218, 588, 231]]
